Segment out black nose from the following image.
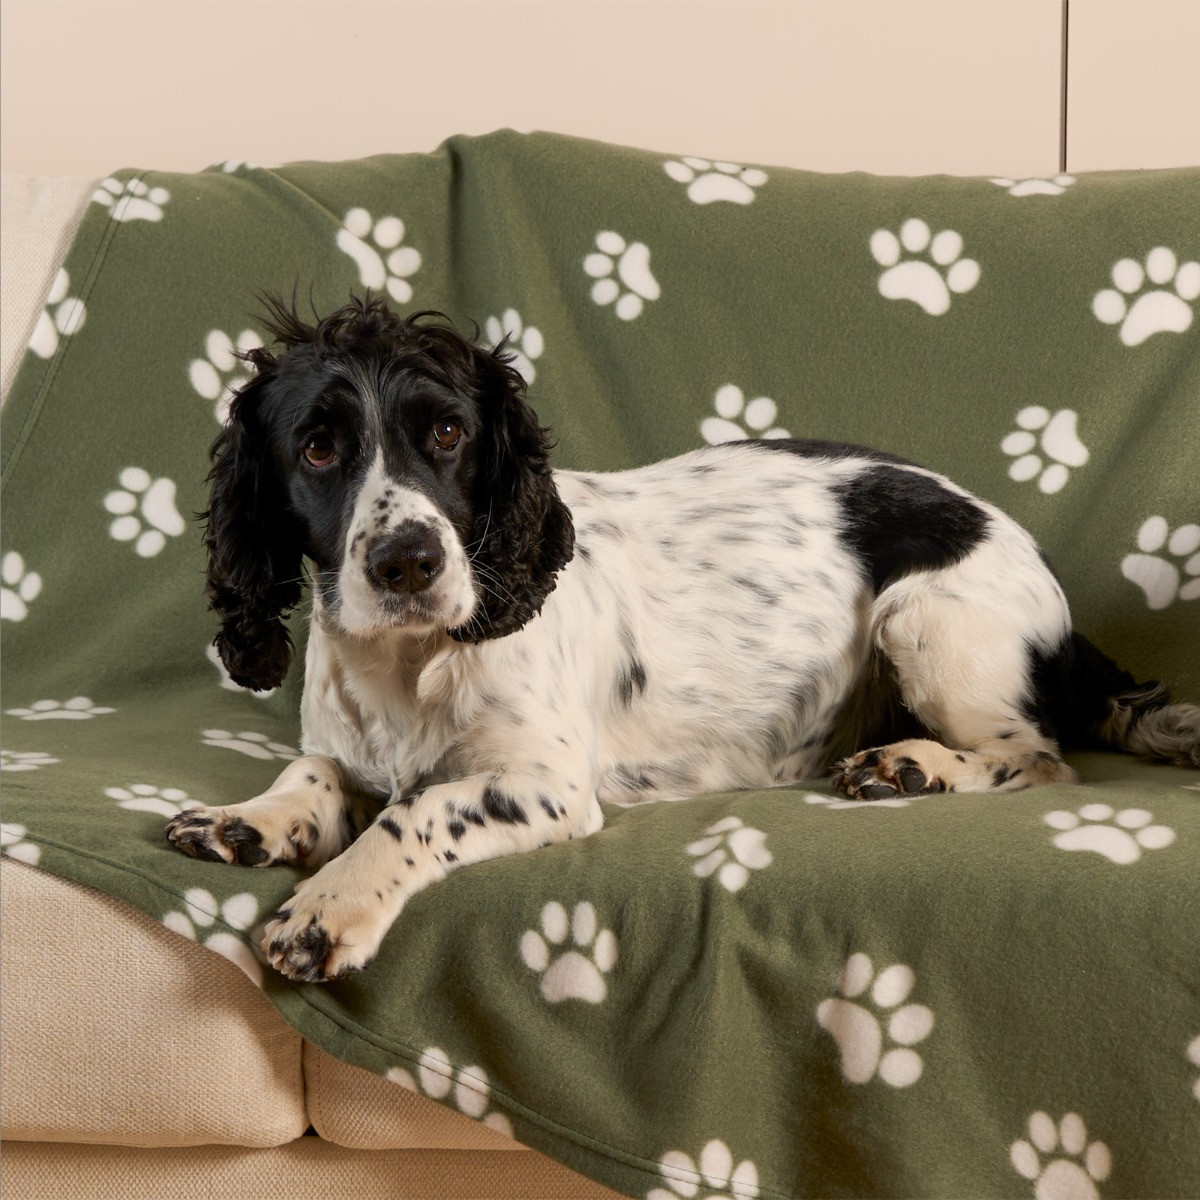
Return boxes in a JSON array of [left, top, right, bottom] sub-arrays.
[[367, 525, 444, 594]]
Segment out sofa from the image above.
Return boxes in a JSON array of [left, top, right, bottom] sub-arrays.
[[2, 136, 1198, 1200]]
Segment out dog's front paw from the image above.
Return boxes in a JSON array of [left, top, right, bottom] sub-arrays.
[[261, 880, 388, 982], [832, 740, 951, 800], [165, 803, 321, 867]]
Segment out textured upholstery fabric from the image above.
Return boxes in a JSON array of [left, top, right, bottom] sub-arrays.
[[0, 860, 306, 1147], [1, 1141, 622, 1200], [0, 175, 92, 398], [305, 1043, 521, 1151]]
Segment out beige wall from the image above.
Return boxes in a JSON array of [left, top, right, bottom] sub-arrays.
[[1, 0, 1196, 179]]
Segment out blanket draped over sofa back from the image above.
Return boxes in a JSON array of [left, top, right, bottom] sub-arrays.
[[2, 133, 1198, 1199]]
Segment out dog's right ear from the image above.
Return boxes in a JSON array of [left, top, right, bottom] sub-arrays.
[[203, 355, 304, 691]]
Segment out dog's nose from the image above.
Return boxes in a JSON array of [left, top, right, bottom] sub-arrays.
[[367, 525, 444, 594]]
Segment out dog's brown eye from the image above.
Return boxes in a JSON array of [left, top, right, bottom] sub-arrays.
[[433, 419, 462, 451], [303, 435, 337, 468]]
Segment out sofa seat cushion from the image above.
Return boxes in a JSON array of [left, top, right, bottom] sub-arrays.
[[304, 1043, 521, 1150], [0, 861, 306, 1148]]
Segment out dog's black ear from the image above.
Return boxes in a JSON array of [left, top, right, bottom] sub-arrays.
[[451, 346, 574, 643], [203, 356, 304, 690]]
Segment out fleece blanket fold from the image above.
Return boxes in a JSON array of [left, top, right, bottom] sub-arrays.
[[2, 133, 1199, 1199]]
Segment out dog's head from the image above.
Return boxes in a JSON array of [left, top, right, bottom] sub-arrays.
[[204, 293, 574, 691]]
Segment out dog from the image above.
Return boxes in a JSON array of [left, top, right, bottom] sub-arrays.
[[166, 294, 1199, 982]]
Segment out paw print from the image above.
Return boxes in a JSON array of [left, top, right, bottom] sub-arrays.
[[162, 888, 263, 985], [1044, 803, 1175, 865], [520, 900, 617, 1004], [213, 160, 259, 173], [1188, 1035, 1200, 1103], [990, 174, 1076, 197], [1010, 1112, 1111, 1200], [0, 823, 40, 865], [1, 551, 42, 622], [804, 791, 910, 811], [1093, 247, 1200, 346], [5, 697, 115, 721], [686, 816, 772, 892], [648, 1139, 760, 1200], [700, 384, 789, 445], [336, 208, 422, 304], [385, 1047, 514, 1138], [107, 783, 200, 819], [484, 309, 544, 383], [1001, 406, 1089, 494], [92, 177, 170, 222], [816, 953, 934, 1087], [28, 268, 86, 359], [1121, 516, 1200, 610], [0, 750, 60, 772], [189, 328, 263, 424], [870, 218, 980, 316], [103, 467, 186, 557], [201, 729, 299, 761], [206, 644, 277, 698], [662, 156, 767, 205], [584, 231, 660, 320]]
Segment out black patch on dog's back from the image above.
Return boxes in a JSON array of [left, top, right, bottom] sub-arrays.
[[750, 440, 990, 592]]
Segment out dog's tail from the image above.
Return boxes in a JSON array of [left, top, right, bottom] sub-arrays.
[[1052, 633, 1200, 767]]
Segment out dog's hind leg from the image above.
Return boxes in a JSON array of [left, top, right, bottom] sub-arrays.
[[833, 567, 1076, 799]]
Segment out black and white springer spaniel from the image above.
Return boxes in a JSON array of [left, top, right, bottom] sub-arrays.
[[166, 294, 1199, 982]]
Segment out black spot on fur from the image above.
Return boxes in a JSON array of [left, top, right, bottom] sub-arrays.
[[378, 816, 404, 842], [538, 796, 561, 821], [482, 786, 528, 824], [224, 817, 269, 866], [448, 818, 467, 841]]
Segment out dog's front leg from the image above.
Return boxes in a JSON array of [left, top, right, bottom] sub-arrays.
[[262, 773, 602, 982]]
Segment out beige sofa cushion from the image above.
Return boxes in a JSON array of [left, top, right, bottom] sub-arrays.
[[0, 174, 92, 399], [0, 860, 307, 1147], [304, 1043, 521, 1151]]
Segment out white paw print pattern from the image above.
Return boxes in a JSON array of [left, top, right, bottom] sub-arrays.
[[484, 309, 544, 383], [0, 750, 60, 772], [870, 218, 980, 316], [5, 697, 115, 721], [584, 231, 661, 320], [104, 467, 186, 557], [162, 888, 263, 985], [205, 644, 277, 698], [990, 174, 1076, 198], [385, 1047, 514, 1138], [28, 268, 86, 359], [686, 816, 772, 892], [107, 783, 200, 819], [0, 823, 40, 865], [520, 900, 617, 1004], [1093, 247, 1200, 347], [1044, 803, 1175, 865], [647, 1139, 759, 1200], [662, 156, 767, 206], [804, 791, 910, 811], [816, 953, 934, 1088], [1010, 1112, 1111, 1200], [1, 551, 42, 622], [189, 328, 263, 424], [92, 177, 170, 222], [700, 384, 789, 445], [1121, 517, 1200, 610], [336, 208, 422, 304], [1001, 406, 1089, 495], [202, 729, 299, 761], [1188, 1035, 1200, 1103]]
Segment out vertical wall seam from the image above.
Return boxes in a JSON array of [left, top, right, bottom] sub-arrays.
[[1060, 0, 1070, 172]]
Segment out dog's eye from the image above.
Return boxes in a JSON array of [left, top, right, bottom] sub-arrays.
[[433, 419, 462, 451], [303, 435, 338, 468]]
